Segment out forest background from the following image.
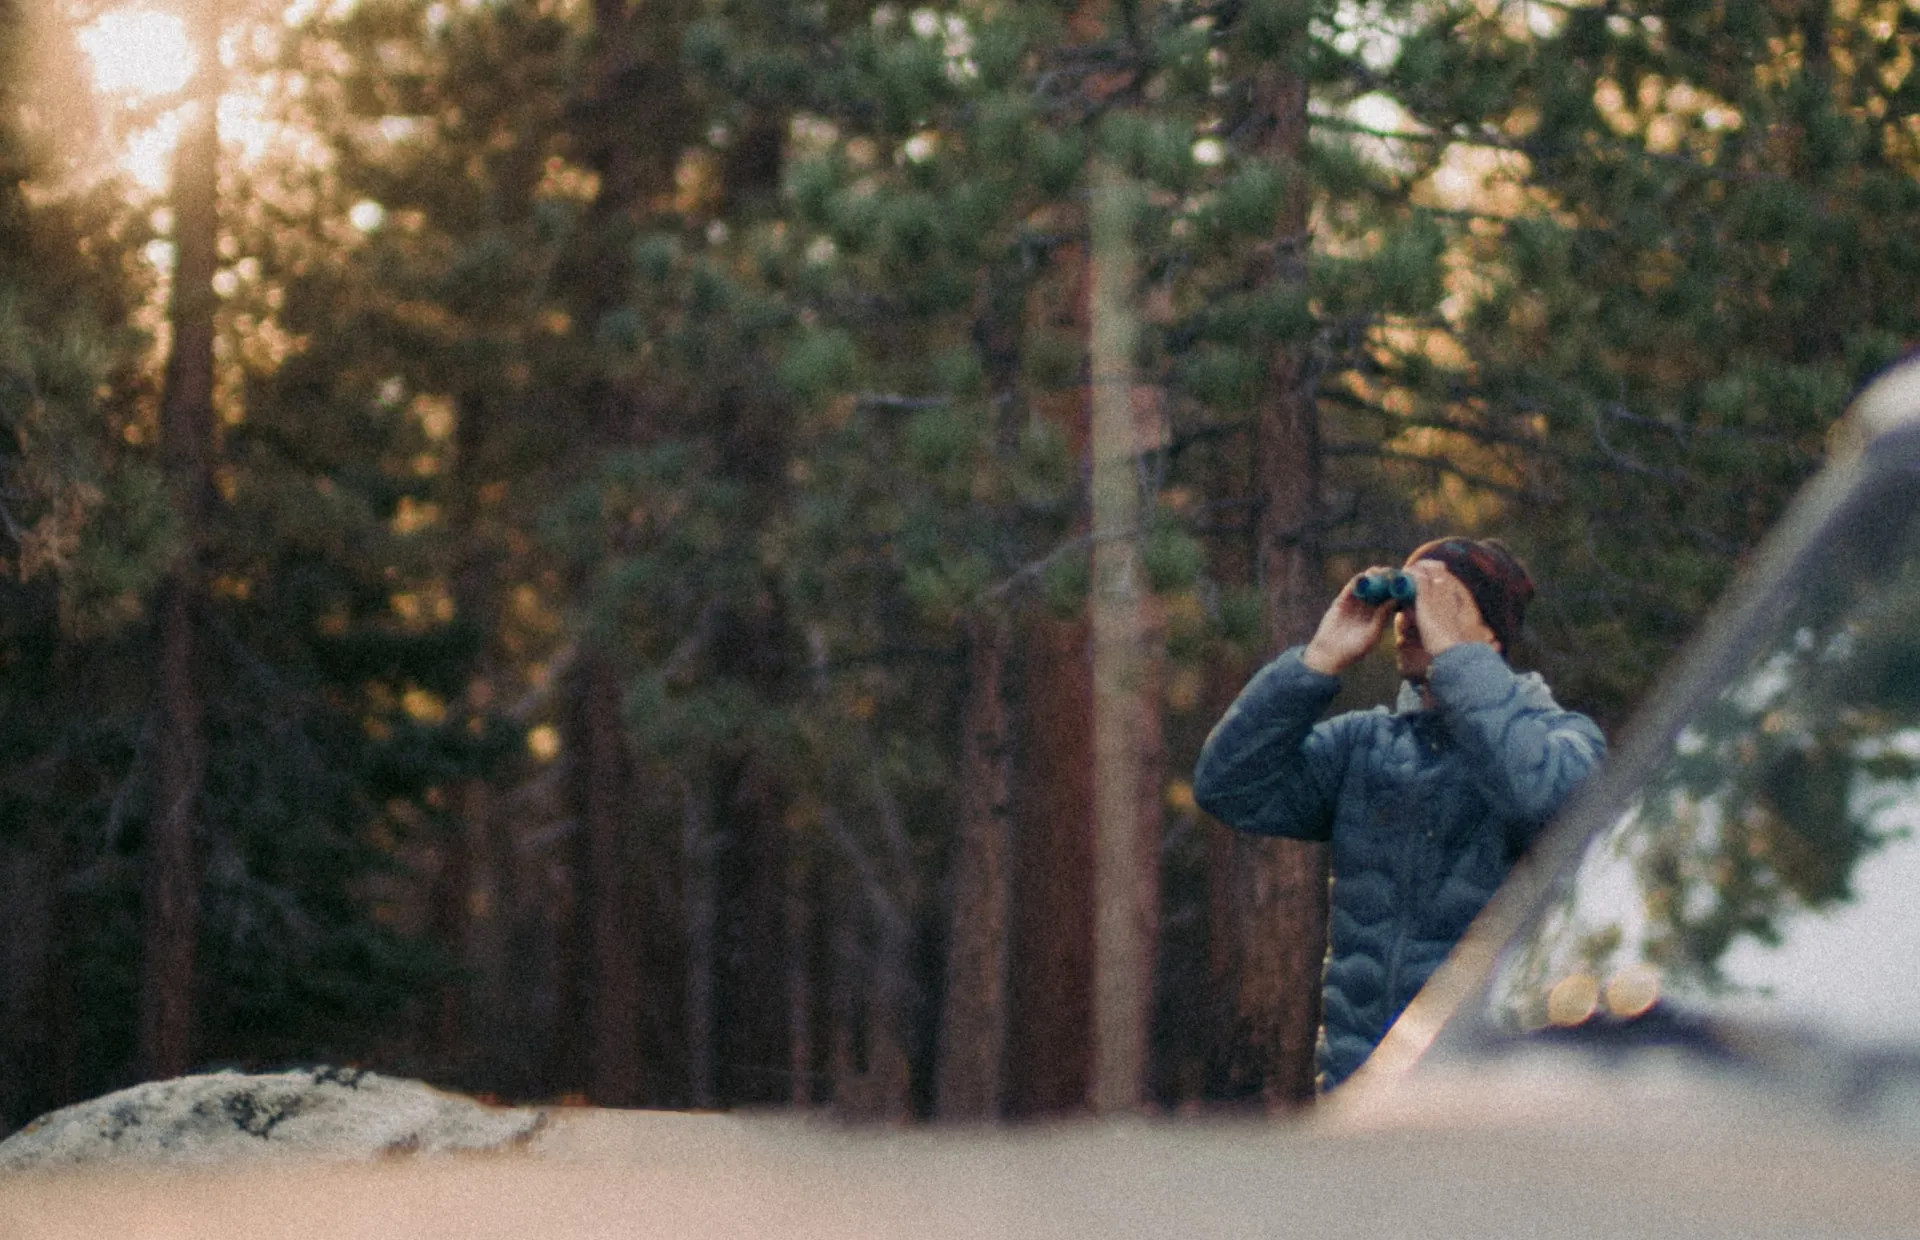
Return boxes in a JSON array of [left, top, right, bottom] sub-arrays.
[[0, 0, 1915, 1132]]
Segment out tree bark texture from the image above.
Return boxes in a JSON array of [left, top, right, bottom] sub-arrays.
[[426, 797, 474, 1069], [713, 750, 793, 1107], [933, 247, 1031, 1120], [935, 612, 1013, 1119], [681, 775, 717, 1109], [547, 0, 707, 1106], [1006, 608, 1095, 1116], [141, 0, 222, 1083], [441, 383, 506, 1083], [0, 844, 54, 1131], [827, 806, 914, 1121], [1088, 177, 1165, 1114], [548, 651, 644, 1103], [787, 835, 815, 1108], [1231, 55, 1331, 1108], [1005, 189, 1098, 1118], [579, 651, 643, 1106]]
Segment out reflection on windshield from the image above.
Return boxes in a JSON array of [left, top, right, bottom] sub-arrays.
[[1487, 469, 1920, 1047]]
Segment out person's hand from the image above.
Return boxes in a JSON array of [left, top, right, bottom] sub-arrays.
[[1302, 570, 1396, 674], [1404, 559, 1498, 656]]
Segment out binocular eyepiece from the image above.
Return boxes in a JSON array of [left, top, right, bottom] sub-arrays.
[[1354, 571, 1417, 607]]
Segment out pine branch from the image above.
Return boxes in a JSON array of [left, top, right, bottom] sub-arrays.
[[1318, 387, 1549, 452], [984, 530, 1092, 602], [1307, 94, 1792, 191], [1323, 440, 1545, 502], [1163, 419, 1250, 461], [812, 644, 966, 674], [1594, 399, 1802, 451], [1327, 371, 1810, 460], [855, 393, 952, 413]]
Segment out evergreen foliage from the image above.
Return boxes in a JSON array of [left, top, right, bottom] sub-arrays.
[[1367, 0, 1920, 723], [0, 0, 171, 1124]]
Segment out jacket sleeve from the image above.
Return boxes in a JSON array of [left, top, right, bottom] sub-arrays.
[[1191, 647, 1368, 841], [1426, 642, 1606, 850]]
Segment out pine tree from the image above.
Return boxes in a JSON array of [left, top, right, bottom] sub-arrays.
[[20, 0, 1892, 1126], [1370, 0, 1920, 723], [682, 0, 1472, 1113], [266, 0, 608, 1092], [22, 0, 525, 1091], [0, 0, 170, 1128]]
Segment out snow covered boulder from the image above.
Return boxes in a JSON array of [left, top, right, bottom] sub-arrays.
[[0, 1067, 548, 1170]]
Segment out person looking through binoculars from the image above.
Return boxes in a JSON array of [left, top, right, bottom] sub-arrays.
[[1192, 537, 1605, 1090]]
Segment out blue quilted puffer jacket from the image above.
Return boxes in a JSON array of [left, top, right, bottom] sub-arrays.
[[1192, 642, 1605, 1088]]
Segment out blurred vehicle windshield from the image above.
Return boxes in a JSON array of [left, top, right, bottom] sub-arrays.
[[1478, 453, 1920, 1059]]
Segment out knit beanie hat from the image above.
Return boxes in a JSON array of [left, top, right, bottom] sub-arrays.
[[1407, 537, 1534, 656]]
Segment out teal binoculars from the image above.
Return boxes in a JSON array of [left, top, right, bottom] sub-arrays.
[[1354, 571, 1417, 607]]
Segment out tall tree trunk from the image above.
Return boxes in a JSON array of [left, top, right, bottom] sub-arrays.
[[141, 0, 221, 1082], [1087, 169, 1165, 1113], [1000, 44, 1106, 1101], [864, 860, 915, 1124], [934, 252, 1030, 1120], [681, 774, 717, 1109], [0, 841, 53, 1130], [1220, 51, 1330, 1109], [826, 858, 864, 1112], [1004, 0, 1180, 1118], [580, 651, 643, 1105], [551, 0, 703, 1105], [439, 388, 507, 1084], [1004, 201, 1097, 1119], [549, 653, 643, 1103], [425, 800, 473, 1068], [827, 802, 914, 1122], [714, 748, 793, 1107], [457, 778, 502, 1078], [935, 611, 1012, 1119], [1007, 607, 1095, 1116], [787, 834, 815, 1108]]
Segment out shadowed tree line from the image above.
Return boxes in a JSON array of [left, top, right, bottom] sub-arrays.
[[1, 0, 1915, 1131]]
